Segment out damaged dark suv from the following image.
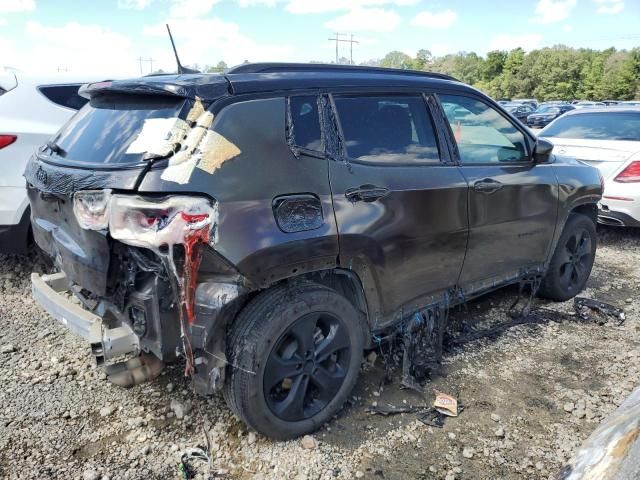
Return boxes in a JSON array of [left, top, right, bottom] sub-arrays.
[[26, 63, 602, 439]]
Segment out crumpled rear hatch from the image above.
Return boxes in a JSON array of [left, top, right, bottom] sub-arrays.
[[25, 76, 227, 295]]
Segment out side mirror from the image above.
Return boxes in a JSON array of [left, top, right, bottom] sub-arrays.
[[533, 137, 554, 164]]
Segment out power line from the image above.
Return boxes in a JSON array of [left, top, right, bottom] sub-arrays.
[[327, 33, 359, 64], [137, 56, 155, 74]]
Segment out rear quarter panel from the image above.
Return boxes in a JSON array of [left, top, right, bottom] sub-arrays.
[[137, 96, 339, 286]]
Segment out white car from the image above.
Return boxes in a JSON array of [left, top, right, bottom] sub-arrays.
[[540, 107, 640, 227], [0, 70, 108, 254], [573, 101, 606, 109]]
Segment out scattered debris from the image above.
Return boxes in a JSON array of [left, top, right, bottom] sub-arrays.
[[417, 409, 447, 428], [401, 302, 448, 391], [508, 273, 542, 319], [365, 403, 426, 416], [574, 297, 625, 325], [178, 447, 211, 480], [490, 413, 501, 422], [434, 390, 458, 417]]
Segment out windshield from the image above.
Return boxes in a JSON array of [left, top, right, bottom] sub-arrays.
[[540, 112, 640, 141], [51, 94, 188, 165], [536, 106, 560, 114]]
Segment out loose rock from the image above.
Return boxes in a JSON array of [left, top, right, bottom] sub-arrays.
[[301, 435, 317, 450]]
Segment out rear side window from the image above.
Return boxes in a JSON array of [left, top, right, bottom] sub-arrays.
[[289, 95, 322, 151], [52, 94, 187, 165], [333, 95, 440, 164], [39, 85, 88, 110], [541, 112, 640, 141]]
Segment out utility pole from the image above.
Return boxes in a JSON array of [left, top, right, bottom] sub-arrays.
[[349, 34, 359, 65], [137, 56, 155, 74], [327, 33, 359, 64]]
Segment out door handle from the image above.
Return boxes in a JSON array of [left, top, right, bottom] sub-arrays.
[[473, 179, 503, 194], [345, 184, 390, 203]]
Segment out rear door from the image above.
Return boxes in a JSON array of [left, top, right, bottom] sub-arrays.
[[438, 93, 558, 293], [328, 92, 468, 328]]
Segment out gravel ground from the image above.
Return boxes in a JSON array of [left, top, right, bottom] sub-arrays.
[[1, 226, 639, 480]]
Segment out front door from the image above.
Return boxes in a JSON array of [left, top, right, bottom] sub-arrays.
[[328, 93, 469, 328], [438, 93, 559, 293]]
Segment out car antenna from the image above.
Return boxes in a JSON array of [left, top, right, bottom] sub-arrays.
[[166, 24, 200, 74]]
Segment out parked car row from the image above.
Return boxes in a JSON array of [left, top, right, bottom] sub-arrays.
[[526, 103, 576, 128], [539, 107, 640, 228]]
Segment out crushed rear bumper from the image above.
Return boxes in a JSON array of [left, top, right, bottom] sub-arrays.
[[31, 272, 140, 364]]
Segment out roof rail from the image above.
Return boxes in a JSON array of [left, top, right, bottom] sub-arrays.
[[226, 62, 458, 82]]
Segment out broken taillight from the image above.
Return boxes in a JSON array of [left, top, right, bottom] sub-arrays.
[[72, 190, 216, 249], [73, 189, 112, 230], [0, 134, 17, 149], [614, 161, 640, 183]]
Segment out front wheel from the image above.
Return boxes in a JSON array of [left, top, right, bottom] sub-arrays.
[[223, 282, 364, 440], [538, 213, 597, 301]]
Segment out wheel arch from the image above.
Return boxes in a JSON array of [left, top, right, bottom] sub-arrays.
[[569, 202, 598, 224], [289, 268, 372, 348]]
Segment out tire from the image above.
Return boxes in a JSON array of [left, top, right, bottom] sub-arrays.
[[538, 213, 597, 301], [223, 281, 364, 440]]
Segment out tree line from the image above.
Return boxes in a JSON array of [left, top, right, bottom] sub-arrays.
[[376, 46, 640, 101]]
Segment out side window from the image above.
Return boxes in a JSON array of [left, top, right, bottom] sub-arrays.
[[439, 94, 529, 164], [289, 95, 322, 152], [333, 95, 440, 164], [39, 85, 88, 110]]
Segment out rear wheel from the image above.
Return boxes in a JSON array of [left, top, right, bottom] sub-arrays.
[[538, 213, 597, 301], [223, 282, 364, 440]]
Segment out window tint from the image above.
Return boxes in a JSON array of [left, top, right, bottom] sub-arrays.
[[440, 94, 528, 164], [289, 96, 322, 151], [39, 84, 88, 110], [540, 112, 640, 141], [53, 94, 187, 164], [333, 95, 439, 164]]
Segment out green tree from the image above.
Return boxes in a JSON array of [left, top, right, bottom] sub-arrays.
[[412, 49, 433, 70], [380, 51, 413, 69], [375, 45, 639, 101], [482, 50, 507, 81]]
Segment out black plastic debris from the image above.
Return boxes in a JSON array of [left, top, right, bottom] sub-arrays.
[[508, 273, 542, 319], [401, 301, 448, 391], [365, 403, 427, 416], [178, 447, 210, 479], [417, 405, 465, 428], [417, 409, 447, 428], [574, 297, 626, 325]]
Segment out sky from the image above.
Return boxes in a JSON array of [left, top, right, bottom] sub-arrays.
[[0, 0, 639, 76]]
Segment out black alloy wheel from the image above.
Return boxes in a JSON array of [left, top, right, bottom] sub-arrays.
[[557, 227, 593, 293], [223, 282, 364, 440], [264, 312, 351, 422], [539, 213, 597, 301]]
